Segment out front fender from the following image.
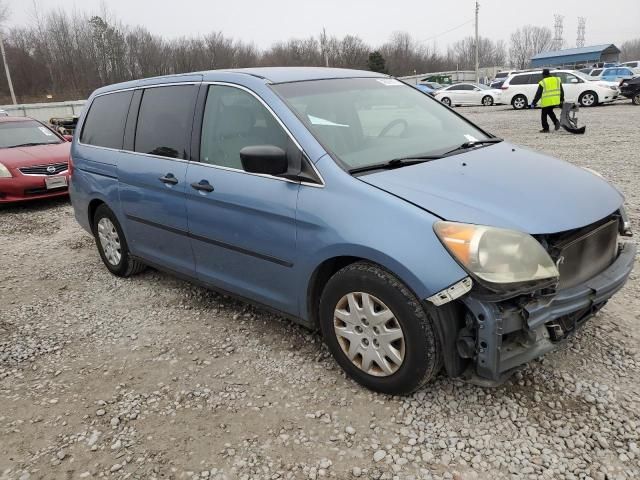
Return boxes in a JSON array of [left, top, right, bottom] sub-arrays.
[[295, 156, 468, 321]]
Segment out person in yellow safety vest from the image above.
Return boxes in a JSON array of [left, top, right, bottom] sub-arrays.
[[531, 68, 565, 133]]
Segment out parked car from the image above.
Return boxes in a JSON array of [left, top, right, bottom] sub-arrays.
[[489, 79, 505, 89], [0, 116, 72, 203], [579, 67, 603, 78], [620, 61, 640, 73], [69, 68, 635, 394], [419, 81, 444, 91], [592, 67, 637, 83], [434, 83, 502, 106], [620, 77, 640, 105], [502, 69, 619, 109], [413, 84, 437, 96]]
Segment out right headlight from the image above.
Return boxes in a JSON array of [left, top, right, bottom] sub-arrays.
[[0, 162, 12, 178], [434, 221, 559, 286]]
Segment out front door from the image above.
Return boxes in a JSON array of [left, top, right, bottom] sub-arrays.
[[118, 84, 199, 275], [185, 84, 301, 315]]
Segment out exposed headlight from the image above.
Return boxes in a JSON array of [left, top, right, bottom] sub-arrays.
[[434, 221, 559, 286], [0, 162, 12, 178]]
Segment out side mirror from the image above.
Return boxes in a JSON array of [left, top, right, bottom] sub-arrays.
[[240, 145, 288, 176], [63, 135, 73, 142]]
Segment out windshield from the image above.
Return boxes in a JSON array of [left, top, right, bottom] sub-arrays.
[[573, 71, 595, 82], [0, 121, 62, 148], [272, 78, 490, 170]]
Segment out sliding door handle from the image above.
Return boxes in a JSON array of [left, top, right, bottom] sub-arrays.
[[159, 173, 179, 185], [190, 180, 214, 192]]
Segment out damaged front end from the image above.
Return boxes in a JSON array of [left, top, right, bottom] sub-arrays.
[[430, 211, 636, 386]]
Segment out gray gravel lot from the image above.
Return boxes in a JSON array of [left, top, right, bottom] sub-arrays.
[[1, 101, 639, 480]]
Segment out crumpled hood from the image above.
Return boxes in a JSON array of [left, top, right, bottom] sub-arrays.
[[359, 142, 623, 234], [0, 143, 70, 170]]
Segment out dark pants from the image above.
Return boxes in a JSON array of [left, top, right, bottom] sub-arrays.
[[541, 106, 559, 131]]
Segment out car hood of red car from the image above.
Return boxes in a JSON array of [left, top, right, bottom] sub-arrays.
[[0, 142, 70, 169]]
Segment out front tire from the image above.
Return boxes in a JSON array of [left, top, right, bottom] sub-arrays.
[[92, 204, 146, 277], [511, 94, 527, 110], [482, 95, 494, 106], [579, 91, 598, 107], [319, 262, 441, 395]]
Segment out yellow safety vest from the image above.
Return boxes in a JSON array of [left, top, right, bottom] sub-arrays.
[[538, 76, 562, 107]]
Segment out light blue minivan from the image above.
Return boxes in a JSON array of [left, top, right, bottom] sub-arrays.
[[70, 68, 635, 394]]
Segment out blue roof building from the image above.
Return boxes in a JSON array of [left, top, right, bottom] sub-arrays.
[[531, 44, 620, 68]]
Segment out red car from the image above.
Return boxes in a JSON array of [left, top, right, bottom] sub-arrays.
[[0, 116, 72, 203]]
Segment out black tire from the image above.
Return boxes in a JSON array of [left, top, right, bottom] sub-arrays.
[[92, 204, 146, 277], [482, 95, 494, 106], [632, 93, 640, 106], [319, 262, 442, 395], [511, 94, 527, 110], [440, 97, 451, 106], [578, 91, 598, 107]]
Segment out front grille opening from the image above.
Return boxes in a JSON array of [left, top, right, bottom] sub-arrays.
[[538, 216, 620, 290], [19, 162, 68, 176]]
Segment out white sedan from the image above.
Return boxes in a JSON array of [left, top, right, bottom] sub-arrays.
[[434, 83, 502, 107]]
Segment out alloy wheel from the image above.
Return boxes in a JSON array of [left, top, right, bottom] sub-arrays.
[[513, 96, 526, 109], [333, 292, 405, 377], [581, 93, 596, 106], [97, 217, 122, 266]]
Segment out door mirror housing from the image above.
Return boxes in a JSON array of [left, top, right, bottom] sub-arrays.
[[240, 145, 288, 176]]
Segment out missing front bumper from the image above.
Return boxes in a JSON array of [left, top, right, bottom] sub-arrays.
[[460, 241, 636, 386]]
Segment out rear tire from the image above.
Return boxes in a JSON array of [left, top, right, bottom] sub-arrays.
[[511, 94, 527, 110], [319, 262, 442, 395], [579, 91, 598, 107], [440, 97, 451, 106], [632, 93, 640, 106], [482, 95, 494, 106], [92, 204, 146, 277]]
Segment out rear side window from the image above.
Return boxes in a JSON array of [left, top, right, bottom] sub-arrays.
[[81, 91, 133, 149], [528, 73, 543, 84], [134, 85, 198, 159], [508, 74, 529, 85]]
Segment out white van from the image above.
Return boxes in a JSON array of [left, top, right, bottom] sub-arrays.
[[502, 70, 620, 109]]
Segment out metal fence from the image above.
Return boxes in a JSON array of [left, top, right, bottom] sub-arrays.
[[0, 100, 87, 122]]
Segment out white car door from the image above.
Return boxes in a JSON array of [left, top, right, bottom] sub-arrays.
[[558, 72, 579, 103]]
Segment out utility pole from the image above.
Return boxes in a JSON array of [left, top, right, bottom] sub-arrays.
[[321, 27, 329, 67], [474, 1, 479, 84], [0, 28, 16, 105]]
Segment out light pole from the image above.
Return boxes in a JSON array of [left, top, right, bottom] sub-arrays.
[[0, 28, 16, 105], [475, 1, 479, 84]]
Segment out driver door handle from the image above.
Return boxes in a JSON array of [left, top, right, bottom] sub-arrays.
[[191, 179, 214, 192]]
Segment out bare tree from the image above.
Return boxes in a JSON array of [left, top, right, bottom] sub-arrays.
[[509, 25, 553, 69], [620, 38, 640, 62]]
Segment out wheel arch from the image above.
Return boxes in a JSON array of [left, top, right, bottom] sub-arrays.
[[88, 198, 106, 234]]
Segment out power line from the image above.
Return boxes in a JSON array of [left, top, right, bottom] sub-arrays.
[[420, 19, 474, 43]]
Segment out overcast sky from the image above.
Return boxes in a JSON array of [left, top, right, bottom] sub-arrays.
[[5, 0, 640, 51]]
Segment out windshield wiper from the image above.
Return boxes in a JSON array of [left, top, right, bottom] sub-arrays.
[[443, 137, 503, 156], [349, 155, 442, 174], [8, 142, 50, 148]]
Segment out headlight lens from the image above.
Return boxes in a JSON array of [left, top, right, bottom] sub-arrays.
[[434, 221, 559, 285], [0, 162, 11, 178]]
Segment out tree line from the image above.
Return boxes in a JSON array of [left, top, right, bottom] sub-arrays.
[[0, 7, 638, 104]]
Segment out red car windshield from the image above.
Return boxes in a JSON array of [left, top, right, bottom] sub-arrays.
[[0, 121, 62, 148]]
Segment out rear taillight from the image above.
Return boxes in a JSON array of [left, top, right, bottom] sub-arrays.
[[68, 155, 74, 176], [501, 85, 508, 90]]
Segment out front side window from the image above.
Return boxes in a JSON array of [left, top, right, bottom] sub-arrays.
[[0, 120, 62, 149], [134, 85, 197, 159], [272, 78, 490, 170], [81, 91, 133, 149], [200, 85, 288, 169]]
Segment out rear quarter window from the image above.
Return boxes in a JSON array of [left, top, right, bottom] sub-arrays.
[[508, 74, 529, 85], [80, 91, 134, 149]]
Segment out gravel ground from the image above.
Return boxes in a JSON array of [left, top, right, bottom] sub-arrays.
[[1, 101, 639, 480]]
